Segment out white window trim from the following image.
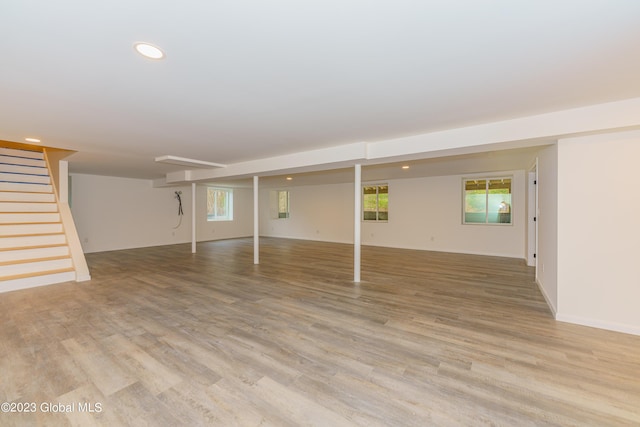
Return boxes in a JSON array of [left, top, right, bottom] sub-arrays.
[[462, 176, 513, 226], [362, 182, 389, 222], [207, 187, 234, 222]]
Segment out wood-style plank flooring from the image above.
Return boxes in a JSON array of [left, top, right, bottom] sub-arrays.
[[1, 237, 639, 426]]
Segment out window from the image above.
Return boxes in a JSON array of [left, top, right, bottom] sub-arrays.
[[207, 187, 233, 221], [363, 184, 388, 221], [463, 177, 511, 224], [277, 190, 290, 218]]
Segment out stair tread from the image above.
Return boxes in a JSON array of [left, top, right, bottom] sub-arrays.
[[0, 222, 62, 226], [0, 188, 53, 192], [0, 231, 65, 235], [0, 169, 48, 173], [0, 216, 62, 224], [0, 213, 60, 215], [0, 203, 57, 206], [0, 255, 72, 267], [0, 144, 83, 288], [1, 268, 75, 282], [0, 241, 68, 252], [0, 231, 65, 238], [0, 243, 69, 252], [0, 190, 53, 193]]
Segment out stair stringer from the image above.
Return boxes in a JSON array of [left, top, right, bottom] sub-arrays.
[[43, 149, 91, 282]]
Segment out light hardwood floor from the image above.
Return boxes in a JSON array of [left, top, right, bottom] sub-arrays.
[[1, 237, 639, 426]]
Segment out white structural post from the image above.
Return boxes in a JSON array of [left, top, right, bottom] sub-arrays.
[[354, 164, 361, 283], [253, 175, 259, 264], [191, 183, 196, 253]]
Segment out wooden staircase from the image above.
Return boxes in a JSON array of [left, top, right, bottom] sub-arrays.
[[0, 146, 76, 290]]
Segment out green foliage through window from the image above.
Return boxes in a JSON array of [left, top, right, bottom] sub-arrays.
[[363, 184, 388, 221], [277, 190, 290, 219]]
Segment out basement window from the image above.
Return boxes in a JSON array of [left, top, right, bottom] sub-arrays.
[[277, 190, 290, 219], [207, 187, 233, 221], [463, 177, 512, 224], [363, 184, 388, 221]]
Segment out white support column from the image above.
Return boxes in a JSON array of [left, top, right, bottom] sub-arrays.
[[191, 183, 196, 253], [354, 164, 361, 283], [253, 175, 259, 264]]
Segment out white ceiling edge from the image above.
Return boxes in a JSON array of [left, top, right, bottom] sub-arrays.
[[166, 142, 368, 183], [153, 144, 544, 190], [154, 155, 227, 168], [367, 97, 640, 160], [163, 97, 640, 185]]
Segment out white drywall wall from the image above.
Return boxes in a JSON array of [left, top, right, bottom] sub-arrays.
[[195, 185, 254, 242], [556, 131, 640, 335], [536, 144, 559, 314], [70, 174, 252, 253], [261, 170, 526, 258], [260, 183, 354, 244], [70, 174, 192, 253]]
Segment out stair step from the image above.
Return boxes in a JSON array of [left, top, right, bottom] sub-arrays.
[[0, 191, 55, 202], [0, 164, 49, 176], [0, 145, 84, 291], [0, 223, 63, 236], [0, 233, 67, 249], [0, 182, 53, 193], [0, 270, 76, 293], [0, 148, 44, 160], [0, 172, 50, 184], [0, 155, 46, 168], [0, 257, 73, 278], [0, 202, 58, 212], [0, 245, 70, 263], [0, 255, 69, 267], [0, 213, 61, 224]]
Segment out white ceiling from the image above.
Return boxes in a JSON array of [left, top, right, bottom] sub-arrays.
[[2, 1, 640, 180]]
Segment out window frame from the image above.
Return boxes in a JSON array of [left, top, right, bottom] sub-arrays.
[[206, 187, 234, 222], [462, 176, 512, 225], [362, 183, 389, 222]]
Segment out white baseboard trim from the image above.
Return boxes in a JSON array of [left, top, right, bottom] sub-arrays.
[[535, 279, 640, 336], [555, 313, 640, 337], [535, 279, 557, 317]]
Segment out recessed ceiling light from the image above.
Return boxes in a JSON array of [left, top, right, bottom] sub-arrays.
[[25, 137, 41, 143], [286, 177, 293, 181], [402, 165, 410, 170], [134, 42, 165, 60]]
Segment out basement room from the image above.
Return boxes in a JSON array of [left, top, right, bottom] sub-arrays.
[[1, 1, 639, 426]]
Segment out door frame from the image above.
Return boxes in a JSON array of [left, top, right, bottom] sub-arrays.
[[527, 158, 538, 276]]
